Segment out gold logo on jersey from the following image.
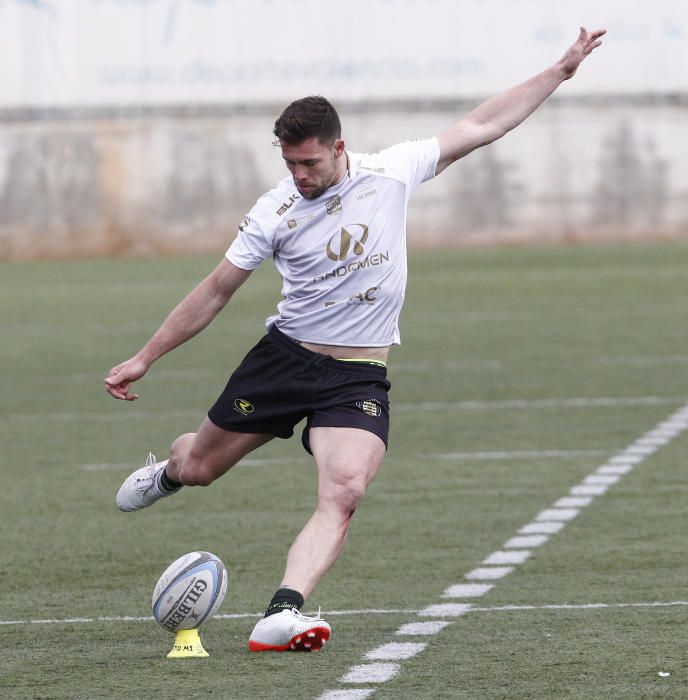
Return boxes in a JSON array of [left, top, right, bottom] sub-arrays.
[[233, 398, 255, 415], [326, 195, 342, 215], [326, 224, 369, 262]]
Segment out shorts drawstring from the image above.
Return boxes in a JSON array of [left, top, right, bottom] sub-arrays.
[[300, 353, 329, 373]]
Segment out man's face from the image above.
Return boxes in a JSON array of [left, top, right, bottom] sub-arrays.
[[280, 137, 346, 200]]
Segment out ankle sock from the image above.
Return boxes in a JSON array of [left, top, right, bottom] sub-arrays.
[[264, 587, 304, 617], [159, 467, 182, 493]]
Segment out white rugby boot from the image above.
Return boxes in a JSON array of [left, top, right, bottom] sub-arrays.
[[248, 608, 331, 652], [116, 452, 179, 512]]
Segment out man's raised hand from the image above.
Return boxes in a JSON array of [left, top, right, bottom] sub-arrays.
[[559, 27, 606, 80]]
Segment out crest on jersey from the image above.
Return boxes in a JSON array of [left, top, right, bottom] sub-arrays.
[[326, 195, 342, 215]]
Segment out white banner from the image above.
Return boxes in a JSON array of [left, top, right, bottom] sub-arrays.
[[1, 0, 687, 108]]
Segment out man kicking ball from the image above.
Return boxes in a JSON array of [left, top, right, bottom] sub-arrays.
[[107, 27, 605, 652]]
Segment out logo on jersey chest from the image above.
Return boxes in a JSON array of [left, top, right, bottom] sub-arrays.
[[326, 224, 369, 262], [313, 223, 389, 283]]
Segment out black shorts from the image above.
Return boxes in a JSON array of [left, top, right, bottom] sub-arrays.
[[208, 325, 391, 453]]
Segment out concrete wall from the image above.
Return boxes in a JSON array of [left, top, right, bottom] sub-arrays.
[[3, 1, 687, 259], [1, 97, 687, 260]]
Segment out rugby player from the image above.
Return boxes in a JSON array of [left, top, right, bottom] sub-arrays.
[[107, 27, 605, 652]]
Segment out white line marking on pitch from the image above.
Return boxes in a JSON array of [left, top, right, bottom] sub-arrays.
[[607, 454, 644, 465], [483, 551, 531, 566], [570, 484, 608, 496], [473, 601, 688, 613], [554, 496, 592, 508], [79, 463, 132, 472], [319, 691, 375, 700], [77, 458, 306, 471], [442, 583, 494, 598], [0, 609, 413, 627], [365, 643, 426, 661], [322, 401, 688, 699], [465, 566, 514, 580], [584, 475, 619, 485], [5, 601, 688, 629], [595, 354, 688, 367], [426, 449, 608, 461], [418, 604, 472, 618], [77, 448, 606, 472], [340, 663, 400, 684], [504, 535, 548, 549], [536, 508, 580, 522], [597, 465, 633, 475], [10, 395, 686, 422], [396, 396, 686, 412], [519, 521, 565, 534], [396, 621, 452, 635]]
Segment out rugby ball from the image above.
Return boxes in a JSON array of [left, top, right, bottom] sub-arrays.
[[152, 551, 227, 633]]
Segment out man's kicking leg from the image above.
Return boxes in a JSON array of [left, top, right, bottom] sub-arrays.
[[249, 427, 386, 651], [116, 417, 272, 511]]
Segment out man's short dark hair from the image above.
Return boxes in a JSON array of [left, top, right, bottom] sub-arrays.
[[273, 96, 341, 145]]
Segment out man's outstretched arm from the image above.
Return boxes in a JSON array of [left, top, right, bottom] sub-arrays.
[[105, 258, 252, 401], [435, 26, 606, 175]]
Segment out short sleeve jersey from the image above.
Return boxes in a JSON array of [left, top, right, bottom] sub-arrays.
[[226, 137, 440, 347]]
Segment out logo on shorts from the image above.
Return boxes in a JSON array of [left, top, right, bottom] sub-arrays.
[[233, 398, 255, 415], [356, 399, 382, 417]]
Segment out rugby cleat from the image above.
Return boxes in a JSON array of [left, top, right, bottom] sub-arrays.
[[116, 452, 178, 512], [248, 608, 331, 652]]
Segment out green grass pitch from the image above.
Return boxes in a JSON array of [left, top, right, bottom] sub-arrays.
[[1, 243, 688, 698]]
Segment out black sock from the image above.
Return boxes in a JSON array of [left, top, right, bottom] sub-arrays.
[[159, 467, 182, 493], [264, 587, 304, 617]]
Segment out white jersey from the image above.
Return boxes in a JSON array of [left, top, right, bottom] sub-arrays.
[[226, 137, 440, 347]]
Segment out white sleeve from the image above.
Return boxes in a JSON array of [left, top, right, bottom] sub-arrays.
[[225, 201, 276, 270], [376, 137, 440, 200]]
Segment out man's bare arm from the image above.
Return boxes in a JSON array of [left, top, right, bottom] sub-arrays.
[[105, 258, 252, 401], [435, 26, 606, 175]]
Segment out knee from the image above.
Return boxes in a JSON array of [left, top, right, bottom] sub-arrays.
[[169, 433, 195, 468], [323, 476, 367, 518], [169, 433, 216, 487]]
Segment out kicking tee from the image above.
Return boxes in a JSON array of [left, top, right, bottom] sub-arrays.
[[226, 137, 440, 347]]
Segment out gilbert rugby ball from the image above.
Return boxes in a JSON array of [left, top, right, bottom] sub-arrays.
[[152, 551, 227, 632]]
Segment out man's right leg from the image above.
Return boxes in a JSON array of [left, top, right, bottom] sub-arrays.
[[116, 417, 272, 511]]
